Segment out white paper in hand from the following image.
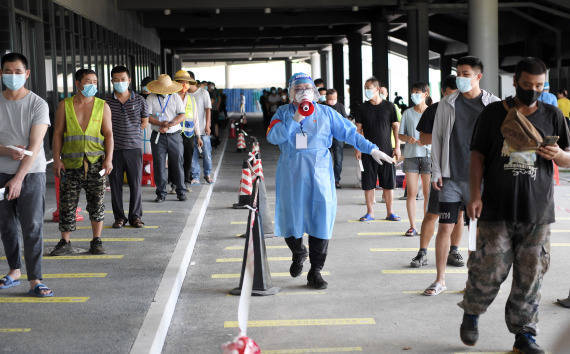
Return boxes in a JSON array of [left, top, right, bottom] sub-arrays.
[[99, 169, 106, 177], [358, 159, 364, 172], [468, 219, 478, 251]]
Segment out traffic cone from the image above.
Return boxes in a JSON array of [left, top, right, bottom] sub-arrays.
[[52, 175, 84, 222], [230, 177, 280, 296], [233, 159, 253, 209], [230, 122, 236, 139], [251, 137, 260, 159], [236, 132, 246, 152]]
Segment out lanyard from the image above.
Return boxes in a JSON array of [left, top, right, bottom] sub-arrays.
[[299, 119, 306, 136], [157, 95, 171, 117]]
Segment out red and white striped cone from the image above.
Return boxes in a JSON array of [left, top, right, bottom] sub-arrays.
[[233, 159, 253, 209], [252, 158, 264, 180], [251, 139, 260, 159], [236, 132, 246, 152]]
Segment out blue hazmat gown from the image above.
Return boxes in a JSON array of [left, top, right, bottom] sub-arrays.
[[267, 103, 378, 240]]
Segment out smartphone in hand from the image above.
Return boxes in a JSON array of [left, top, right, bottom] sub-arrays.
[[541, 136, 559, 147]]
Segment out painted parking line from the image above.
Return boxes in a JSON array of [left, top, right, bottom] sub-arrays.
[[264, 347, 363, 353], [0, 297, 89, 303], [30, 273, 107, 279], [371, 247, 467, 252], [104, 210, 172, 214], [402, 290, 464, 294], [224, 318, 376, 328], [77, 225, 158, 230], [0, 328, 31, 333], [225, 245, 289, 250], [382, 269, 467, 274], [216, 256, 290, 263], [212, 271, 330, 279], [551, 229, 570, 233], [44, 238, 144, 242], [41, 255, 123, 260], [552, 243, 570, 246]]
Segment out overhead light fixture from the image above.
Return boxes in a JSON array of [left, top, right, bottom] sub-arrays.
[[164, 9, 171, 16], [352, 6, 359, 12], [248, 57, 253, 61], [269, 57, 272, 60], [179, 27, 185, 32], [289, 56, 293, 60], [259, 26, 264, 31], [215, 8, 220, 14], [264, 8, 271, 14]]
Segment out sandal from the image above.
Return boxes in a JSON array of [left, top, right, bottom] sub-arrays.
[[404, 228, 418, 237], [386, 213, 401, 221], [0, 275, 21, 289], [359, 213, 375, 222], [28, 283, 54, 298], [423, 282, 447, 296]]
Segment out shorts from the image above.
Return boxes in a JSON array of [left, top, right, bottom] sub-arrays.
[[403, 156, 431, 174], [427, 185, 439, 215], [361, 153, 396, 190], [438, 178, 469, 224]]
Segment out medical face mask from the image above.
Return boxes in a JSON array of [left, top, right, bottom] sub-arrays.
[[365, 89, 376, 100], [318, 95, 326, 103], [516, 85, 541, 106], [142, 86, 149, 94], [81, 84, 97, 97], [456, 76, 473, 93], [2, 74, 26, 91], [379, 94, 387, 100], [113, 81, 129, 93], [411, 93, 424, 105], [295, 89, 314, 103]]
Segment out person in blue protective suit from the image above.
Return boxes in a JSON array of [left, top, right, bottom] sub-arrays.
[[266, 73, 394, 289]]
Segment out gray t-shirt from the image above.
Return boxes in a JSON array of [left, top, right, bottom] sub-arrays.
[[189, 88, 212, 136], [0, 91, 51, 174], [449, 93, 485, 181]]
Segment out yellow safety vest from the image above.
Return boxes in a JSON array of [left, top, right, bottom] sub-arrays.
[[181, 94, 197, 138], [61, 96, 105, 169]]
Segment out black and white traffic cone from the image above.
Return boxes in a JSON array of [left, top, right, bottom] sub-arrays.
[[230, 177, 280, 296], [233, 159, 253, 209]]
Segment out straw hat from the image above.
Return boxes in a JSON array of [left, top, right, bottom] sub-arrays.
[[147, 74, 183, 95], [173, 70, 197, 85]]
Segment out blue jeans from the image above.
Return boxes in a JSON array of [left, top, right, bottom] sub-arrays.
[[330, 138, 344, 183], [192, 135, 212, 180]]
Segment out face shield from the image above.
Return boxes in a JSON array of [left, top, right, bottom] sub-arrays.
[[288, 72, 320, 104]]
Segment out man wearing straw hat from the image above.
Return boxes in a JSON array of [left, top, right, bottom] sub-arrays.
[[146, 74, 187, 202]]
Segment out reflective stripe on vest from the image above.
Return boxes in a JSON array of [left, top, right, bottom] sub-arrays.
[[61, 96, 105, 169], [181, 94, 196, 138]]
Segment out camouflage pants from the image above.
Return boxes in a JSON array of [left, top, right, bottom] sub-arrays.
[[458, 221, 550, 336], [59, 159, 106, 232]]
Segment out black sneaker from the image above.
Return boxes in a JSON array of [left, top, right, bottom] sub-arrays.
[[447, 249, 465, 267], [155, 195, 165, 203], [410, 251, 428, 268], [177, 194, 187, 201], [89, 238, 105, 255], [513, 333, 545, 354], [460, 313, 479, 346], [49, 239, 73, 256], [307, 268, 328, 289]]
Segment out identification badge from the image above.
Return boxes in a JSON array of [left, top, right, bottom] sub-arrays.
[[296, 133, 308, 149]]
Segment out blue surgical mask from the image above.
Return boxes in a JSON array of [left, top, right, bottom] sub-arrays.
[[456, 77, 472, 93], [81, 84, 97, 97], [411, 93, 424, 105], [113, 81, 129, 93], [142, 86, 149, 93], [365, 89, 376, 100], [2, 74, 26, 91], [318, 95, 326, 103]]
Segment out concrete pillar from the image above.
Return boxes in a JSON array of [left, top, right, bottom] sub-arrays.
[[332, 42, 344, 104], [371, 18, 389, 91], [225, 63, 231, 88], [320, 50, 328, 86], [348, 32, 363, 112], [407, 0, 429, 92], [311, 52, 321, 80], [285, 59, 292, 87], [440, 54, 453, 86], [469, 0, 499, 95]]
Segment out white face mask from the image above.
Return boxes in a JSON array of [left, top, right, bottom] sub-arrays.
[[295, 89, 314, 103]]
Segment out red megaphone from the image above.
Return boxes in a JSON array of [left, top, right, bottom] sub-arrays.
[[298, 100, 314, 117]]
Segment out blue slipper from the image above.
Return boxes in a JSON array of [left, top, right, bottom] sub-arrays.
[[0, 275, 21, 289], [359, 213, 375, 222], [28, 283, 54, 298], [386, 213, 401, 221]]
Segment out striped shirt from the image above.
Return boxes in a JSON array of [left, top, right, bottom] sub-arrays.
[[106, 91, 149, 150]]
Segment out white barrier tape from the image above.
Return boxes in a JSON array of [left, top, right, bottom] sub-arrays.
[[468, 219, 477, 251], [7, 145, 33, 156]]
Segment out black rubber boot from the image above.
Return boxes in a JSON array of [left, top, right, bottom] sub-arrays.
[[460, 313, 479, 346], [284, 236, 308, 277], [513, 332, 545, 354], [307, 236, 329, 289]]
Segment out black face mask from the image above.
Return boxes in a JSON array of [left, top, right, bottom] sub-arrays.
[[516, 85, 541, 106]]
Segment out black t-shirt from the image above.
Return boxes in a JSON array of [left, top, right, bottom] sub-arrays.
[[354, 100, 398, 154], [328, 102, 348, 118], [471, 101, 570, 224], [416, 102, 438, 134]]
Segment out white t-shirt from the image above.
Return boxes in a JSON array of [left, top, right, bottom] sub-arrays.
[[189, 88, 212, 136], [146, 93, 185, 134], [0, 91, 51, 174]]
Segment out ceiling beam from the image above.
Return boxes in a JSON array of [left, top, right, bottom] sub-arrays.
[[172, 46, 325, 54], [163, 37, 344, 48]]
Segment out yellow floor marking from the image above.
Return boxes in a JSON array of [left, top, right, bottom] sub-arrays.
[[555, 217, 570, 221], [104, 210, 172, 214], [44, 238, 144, 242], [551, 229, 570, 232], [212, 271, 330, 279], [358, 232, 407, 236], [348, 219, 421, 223], [454, 352, 510, 354], [264, 347, 363, 353], [0, 328, 31, 333], [216, 256, 290, 263], [276, 291, 327, 296], [0, 297, 89, 303], [382, 269, 467, 274], [370, 247, 467, 252], [224, 318, 375, 328], [40, 255, 123, 260], [225, 245, 289, 250], [402, 290, 464, 294], [77, 225, 158, 230], [552, 242, 570, 246], [231, 221, 274, 225], [40, 273, 107, 279]]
